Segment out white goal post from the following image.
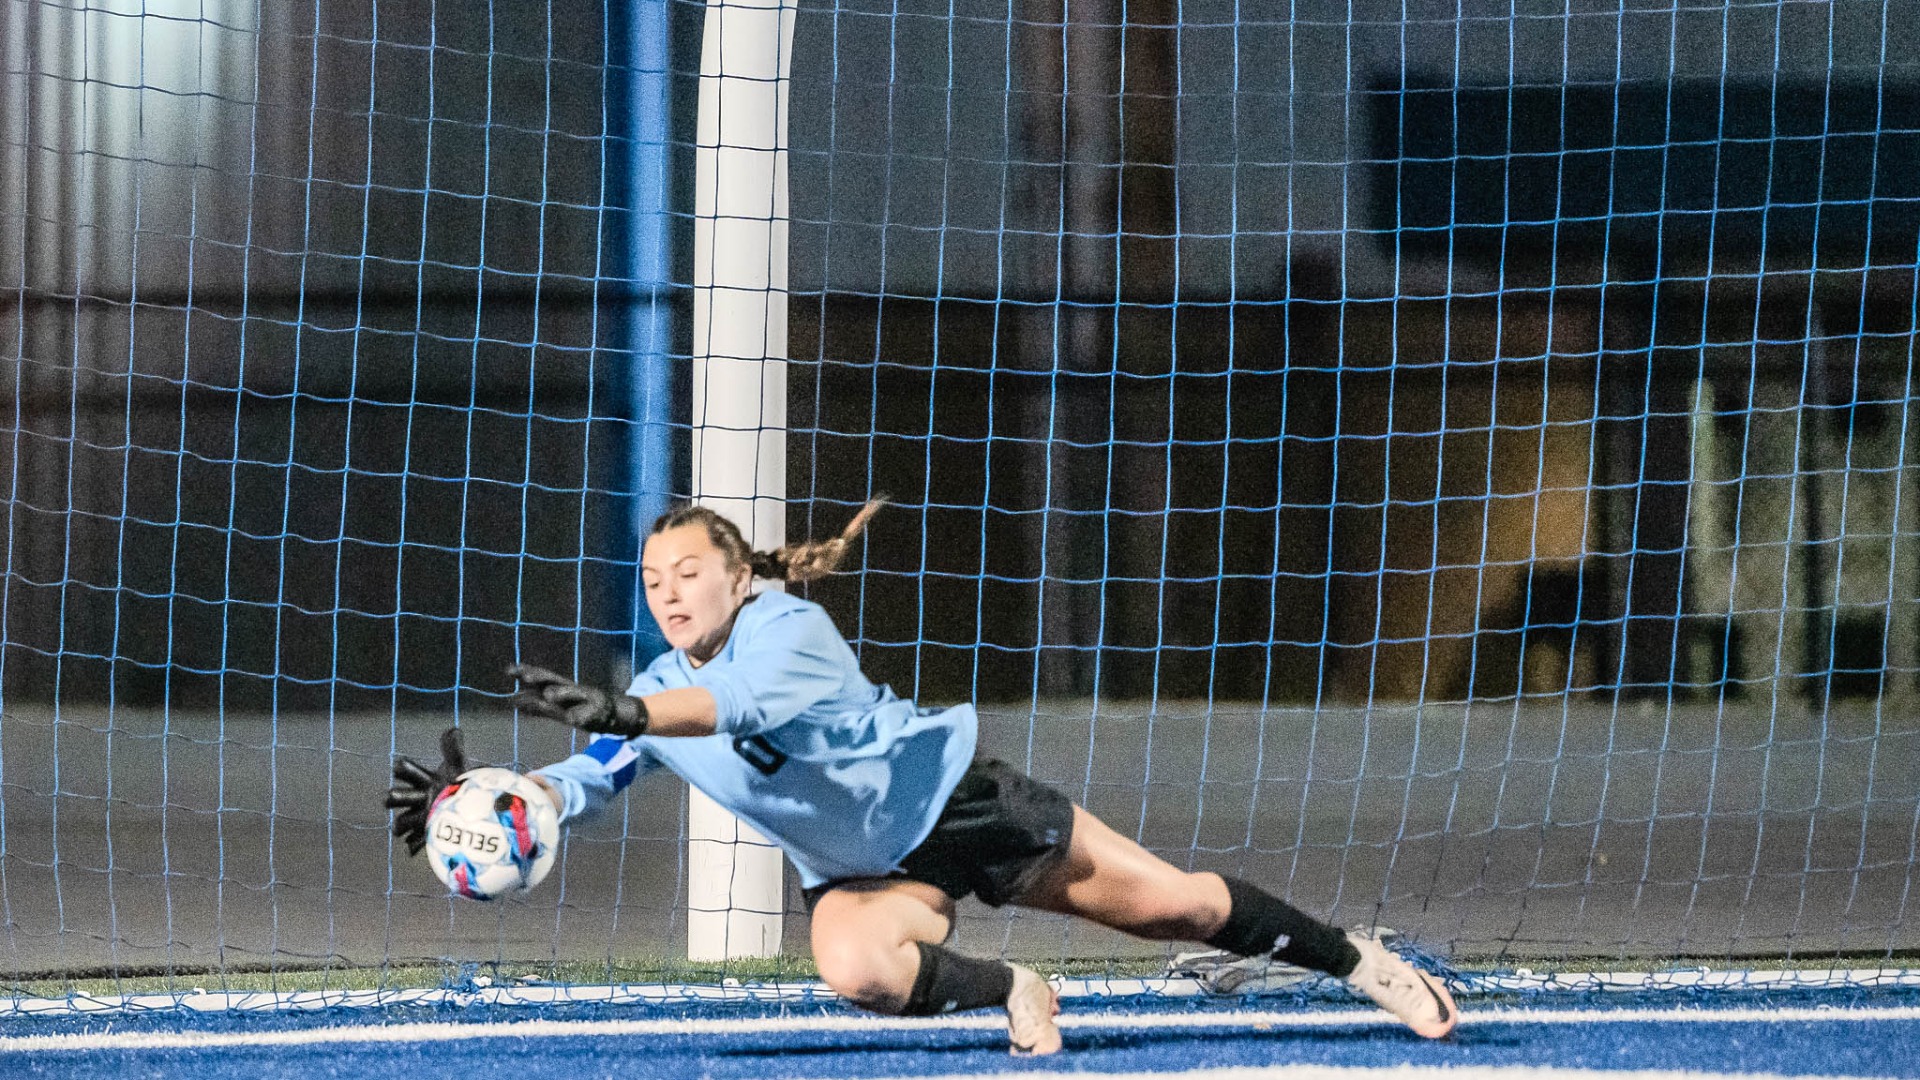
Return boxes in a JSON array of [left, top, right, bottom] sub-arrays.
[[685, 0, 798, 961]]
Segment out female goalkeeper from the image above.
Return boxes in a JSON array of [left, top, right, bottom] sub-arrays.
[[386, 502, 1456, 1054]]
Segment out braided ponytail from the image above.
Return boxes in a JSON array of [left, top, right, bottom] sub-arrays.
[[746, 549, 789, 580], [650, 499, 885, 584], [769, 498, 885, 583]]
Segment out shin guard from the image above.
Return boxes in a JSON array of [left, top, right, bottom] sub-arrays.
[[902, 942, 1017, 1015], [1204, 876, 1360, 977]]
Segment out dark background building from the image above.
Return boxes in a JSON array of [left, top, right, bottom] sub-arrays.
[[2, 0, 1914, 712]]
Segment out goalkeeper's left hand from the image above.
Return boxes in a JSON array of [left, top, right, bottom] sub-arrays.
[[507, 663, 650, 738], [385, 727, 469, 856]]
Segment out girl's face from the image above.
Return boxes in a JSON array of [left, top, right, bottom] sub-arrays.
[[641, 524, 753, 662]]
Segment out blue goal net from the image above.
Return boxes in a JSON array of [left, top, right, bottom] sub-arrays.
[[0, 0, 1915, 1002]]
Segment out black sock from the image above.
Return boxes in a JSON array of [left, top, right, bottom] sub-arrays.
[[901, 942, 1016, 1016], [1204, 875, 1359, 977]]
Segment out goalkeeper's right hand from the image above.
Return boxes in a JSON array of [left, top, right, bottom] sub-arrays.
[[385, 727, 469, 856]]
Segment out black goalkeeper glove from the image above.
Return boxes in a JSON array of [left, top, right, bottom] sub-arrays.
[[507, 663, 651, 738], [385, 726, 470, 856]]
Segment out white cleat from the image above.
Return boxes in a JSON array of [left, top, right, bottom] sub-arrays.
[[1343, 930, 1457, 1039], [1006, 963, 1062, 1055]]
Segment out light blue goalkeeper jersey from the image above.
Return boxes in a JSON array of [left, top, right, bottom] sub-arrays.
[[533, 591, 978, 888]]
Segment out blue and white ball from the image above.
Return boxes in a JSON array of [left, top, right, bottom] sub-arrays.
[[425, 767, 560, 900]]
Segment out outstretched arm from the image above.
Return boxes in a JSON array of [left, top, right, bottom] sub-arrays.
[[531, 730, 662, 822], [509, 665, 693, 823], [626, 686, 717, 736], [508, 663, 718, 738], [523, 772, 566, 816]]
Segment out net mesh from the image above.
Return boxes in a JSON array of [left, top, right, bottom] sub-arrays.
[[0, 0, 1915, 1002]]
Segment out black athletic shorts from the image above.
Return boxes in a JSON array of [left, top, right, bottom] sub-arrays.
[[804, 758, 1076, 910]]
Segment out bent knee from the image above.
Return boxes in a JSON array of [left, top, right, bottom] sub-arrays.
[[813, 937, 917, 1013], [808, 881, 955, 1012]]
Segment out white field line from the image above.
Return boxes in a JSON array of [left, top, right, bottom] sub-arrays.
[[1459, 970, 1920, 993], [6, 968, 1916, 1017], [0, 1004, 1917, 1055], [830, 1066, 1896, 1080]]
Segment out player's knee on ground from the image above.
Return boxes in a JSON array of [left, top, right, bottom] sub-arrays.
[[812, 935, 918, 1012]]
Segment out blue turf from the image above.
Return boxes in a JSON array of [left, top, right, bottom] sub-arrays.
[[4, 990, 1917, 1079]]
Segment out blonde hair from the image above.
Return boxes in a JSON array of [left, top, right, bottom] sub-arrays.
[[649, 499, 885, 583]]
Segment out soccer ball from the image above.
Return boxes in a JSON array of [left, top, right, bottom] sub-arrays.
[[424, 767, 560, 900]]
